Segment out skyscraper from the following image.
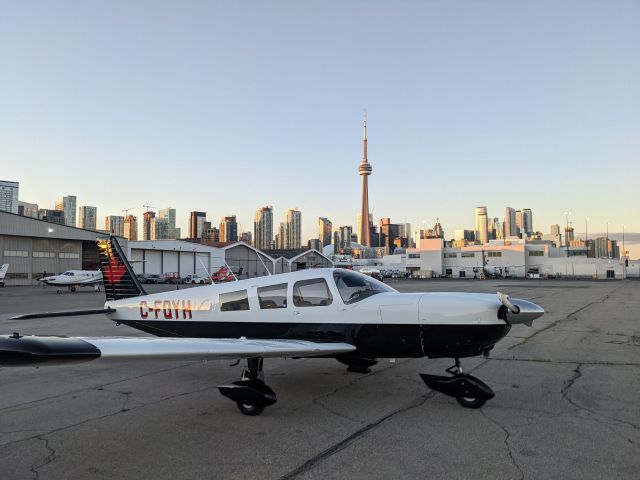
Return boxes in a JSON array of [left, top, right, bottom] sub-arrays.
[[318, 217, 332, 247], [338, 226, 352, 251], [124, 215, 138, 240], [550, 224, 561, 236], [142, 211, 155, 240], [475, 206, 488, 244], [219, 215, 238, 243], [504, 207, 517, 238], [275, 222, 286, 250], [254, 206, 273, 250], [358, 113, 372, 247], [159, 207, 180, 239], [284, 208, 302, 249], [105, 215, 125, 237], [0, 180, 19, 214], [55, 195, 76, 226], [522, 208, 533, 237], [189, 211, 207, 239], [78, 206, 97, 230], [515, 210, 523, 238]]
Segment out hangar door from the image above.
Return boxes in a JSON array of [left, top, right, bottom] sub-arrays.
[[179, 252, 194, 277], [145, 251, 162, 274], [163, 252, 179, 275]]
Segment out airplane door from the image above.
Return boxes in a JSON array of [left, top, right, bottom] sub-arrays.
[[290, 278, 342, 341]]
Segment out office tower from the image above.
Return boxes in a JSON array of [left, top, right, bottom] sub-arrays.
[[105, 215, 125, 237], [240, 231, 252, 244], [504, 207, 517, 238], [151, 217, 169, 239], [358, 113, 372, 246], [550, 224, 561, 236], [38, 209, 65, 225], [565, 226, 575, 245], [319, 217, 332, 247], [254, 206, 273, 250], [275, 222, 286, 250], [189, 211, 207, 239], [204, 226, 219, 243], [308, 238, 322, 250], [515, 210, 523, 238], [124, 215, 138, 240], [0, 180, 19, 214], [492, 218, 503, 240], [142, 211, 155, 240], [78, 206, 97, 230], [159, 207, 179, 239], [55, 195, 76, 227], [522, 208, 533, 237], [338, 226, 352, 250], [18, 201, 39, 218], [219, 215, 238, 243], [284, 208, 302, 249], [475, 206, 488, 244]]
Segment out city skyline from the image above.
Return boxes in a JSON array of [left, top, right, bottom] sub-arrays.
[[1, 2, 638, 255]]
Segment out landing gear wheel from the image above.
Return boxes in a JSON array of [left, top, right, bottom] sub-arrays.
[[70, 286, 76, 292], [456, 396, 487, 409], [57, 289, 62, 294], [237, 401, 265, 416]]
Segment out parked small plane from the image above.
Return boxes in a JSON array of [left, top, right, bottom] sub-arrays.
[[0, 237, 544, 416], [0, 264, 8, 287], [39, 270, 103, 293]]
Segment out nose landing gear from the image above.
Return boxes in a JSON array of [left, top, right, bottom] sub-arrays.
[[420, 359, 495, 409]]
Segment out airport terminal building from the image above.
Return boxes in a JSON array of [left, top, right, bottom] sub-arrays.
[[0, 210, 121, 285]]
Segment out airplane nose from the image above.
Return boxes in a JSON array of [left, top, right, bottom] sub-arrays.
[[507, 299, 545, 326]]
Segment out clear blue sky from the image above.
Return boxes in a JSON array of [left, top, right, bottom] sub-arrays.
[[1, 1, 638, 254]]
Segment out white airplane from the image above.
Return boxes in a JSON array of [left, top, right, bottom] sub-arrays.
[[0, 264, 8, 287], [39, 270, 103, 293], [0, 237, 544, 416]]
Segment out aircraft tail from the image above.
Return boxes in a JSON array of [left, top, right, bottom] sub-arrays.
[[0, 264, 8, 279], [96, 236, 147, 301]]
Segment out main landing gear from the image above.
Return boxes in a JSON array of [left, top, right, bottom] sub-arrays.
[[420, 359, 495, 409], [218, 357, 277, 416]]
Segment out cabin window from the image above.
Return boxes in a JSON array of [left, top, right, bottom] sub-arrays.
[[293, 279, 333, 307], [461, 252, 475, 258], [220, 289, 250, 311], [258, 283, 287, 309], [333, 270, 394, 305]]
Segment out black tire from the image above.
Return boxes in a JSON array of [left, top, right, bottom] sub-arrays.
[[70, 286, 76, 292], [237, 402, 265, 416], [456, 396, 487, 409]]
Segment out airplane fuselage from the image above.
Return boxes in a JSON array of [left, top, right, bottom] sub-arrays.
[[105, 269, 533, 360]]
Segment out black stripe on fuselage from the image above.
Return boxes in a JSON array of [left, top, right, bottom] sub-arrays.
[[116, 320, 511, 359]]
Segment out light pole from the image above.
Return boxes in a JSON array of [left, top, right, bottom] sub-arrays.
[[606, 222, 610, 259], [564, 211, 571, 257]]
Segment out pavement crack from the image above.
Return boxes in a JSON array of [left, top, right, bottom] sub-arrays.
[[279, 392, 434, 480], [29, 435, 56, 480], [560, 364, 640, 433], [480, 410, 524, 480]]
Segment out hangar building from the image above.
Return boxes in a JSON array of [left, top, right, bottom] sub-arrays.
[[0, 210, 121, 286]]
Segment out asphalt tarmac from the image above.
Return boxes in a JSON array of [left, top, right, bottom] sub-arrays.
[[1, 279, 639, 479]]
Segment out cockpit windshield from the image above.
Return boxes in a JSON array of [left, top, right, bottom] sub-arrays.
[[333, 270, 395, 305], [63, 272, 74, 276]]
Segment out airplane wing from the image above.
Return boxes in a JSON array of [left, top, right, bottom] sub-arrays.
[[0, 335, 356, 366]]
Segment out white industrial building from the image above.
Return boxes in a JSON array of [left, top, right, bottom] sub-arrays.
[[378, 238, 637, 279]]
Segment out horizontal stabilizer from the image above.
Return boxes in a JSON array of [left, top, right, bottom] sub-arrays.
[[0, 335, 356, 366], [10, 308, 116, 320]]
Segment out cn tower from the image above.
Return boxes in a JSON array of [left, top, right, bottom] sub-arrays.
[[358, 112, 372, 246]]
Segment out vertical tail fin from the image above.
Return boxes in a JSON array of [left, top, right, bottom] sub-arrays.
[[96, 236, 147, 301]]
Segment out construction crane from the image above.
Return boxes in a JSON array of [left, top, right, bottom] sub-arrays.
[[142, 204, 157, 213], [122, 207, 135, 217]]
